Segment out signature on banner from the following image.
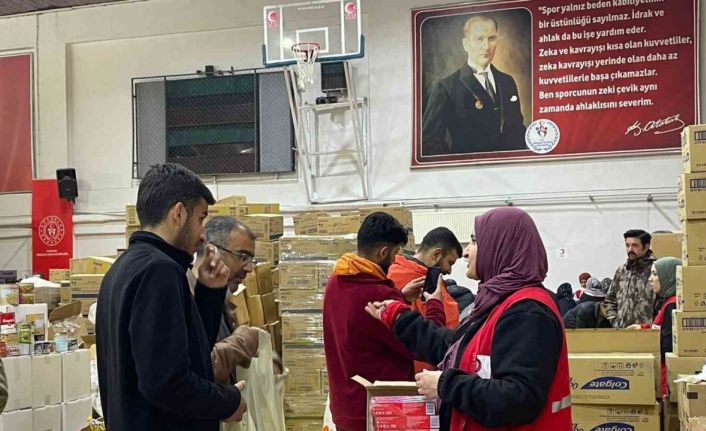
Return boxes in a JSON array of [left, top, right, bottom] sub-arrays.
[[625, 114, 686, 137]]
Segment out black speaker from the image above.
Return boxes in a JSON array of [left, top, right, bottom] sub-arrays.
[[321, 61, 347, 94], [56, 169, 78, 200]]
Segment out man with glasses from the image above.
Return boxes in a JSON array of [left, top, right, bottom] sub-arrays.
[[189, 216, 263, 385], [421, 14, 527, 155]]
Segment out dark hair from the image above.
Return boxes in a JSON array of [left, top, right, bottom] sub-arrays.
[[197, 216, 257, 256], [357, 212, 408, 252], [557, 283, 573, 299], [137, 163, 215, 227], [623, 229, 651, 246], [419, 227, 463, 257]]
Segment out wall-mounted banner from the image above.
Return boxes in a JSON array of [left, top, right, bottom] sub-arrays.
[[412, 0, 698, 168], [32, 180, 73, 278]]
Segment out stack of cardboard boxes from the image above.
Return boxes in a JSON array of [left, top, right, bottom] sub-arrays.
[[68, 256, 115, 316], [125, 204, 141, 247], [567, 330, 661, 431]]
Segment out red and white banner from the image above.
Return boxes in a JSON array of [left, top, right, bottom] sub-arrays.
[[412, 0, 699, 167], [32, 180, 73, 278], [0, 54, 32, 191]]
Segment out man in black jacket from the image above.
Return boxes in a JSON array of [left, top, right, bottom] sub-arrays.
[[97, 163, 246, 431], [421, 14, 527, 155]]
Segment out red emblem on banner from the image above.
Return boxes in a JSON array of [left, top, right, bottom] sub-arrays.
[[38, 216, 65, 247]]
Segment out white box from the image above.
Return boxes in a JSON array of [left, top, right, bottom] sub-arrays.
[[61, 397, 92, 431], [0, 408, 33, 431], [61, 350, 90, 402], [31, 354, 62, 408], [33, 404, 61, 431], [3, 356, 32, 411]]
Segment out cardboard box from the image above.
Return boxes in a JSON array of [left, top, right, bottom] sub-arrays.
[[207, 204, 249, 219], [280, 236, 356, 261], [285, 418, 323, 431], [61, 397, 92, 431], [651, 233, 683, 259], [243, 214, 284, 240], [48, 269, 70, 283], [272, 267, 280, 290], [572, 403, 660, 431], [70, 274, 104, 294], [283, 345, 326, 396], [568, 353, 656, 405], [227, 285, 250, 326], [359, 206, 414, 230], [4, 355, 32, 411], [683, 417, 706, 431], [678, 379, 706, 419], [34, 286, 60, 311], [215, 195, 247, 206], [33, 404, 61, 431], [32, 354, 62, 407], [353, 376, 420, 431], [262, 292, 279, 324], [317, 215, 361, 235], [243, 263, 274, 296], [266, 320, 282, 355], [279, 261, 334, 291], [62, 349, 90, 402], [70, 257, 115, 275], [677, 266, 706, 311], [680, 174, 706, 221], [0, 409, 33, 431], [243, 203, 280, 214], [682, 124, 706, 174], [683, 220, 706, 266], [662, 400, 679, 431], [246, 295, 266, 327], [566, 329, 662, 393], [673, 310, 706, 356], [279, 289, 324, 311], [282, 312, 323, 345], [666, 353, 705, 402], [255, 240, 280, 265], [59, 283, 72, 304], [293, 212, 329, 235], [284, 394, 327, 418], [125, 204, 140, 226]]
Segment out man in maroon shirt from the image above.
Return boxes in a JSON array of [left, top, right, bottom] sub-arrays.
[[323, 212, 445, 431]]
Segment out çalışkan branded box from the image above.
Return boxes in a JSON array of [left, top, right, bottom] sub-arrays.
[[281, 312, 323, 345], [69, 274, 104, 294], [215, 195, 247, 206], [207, 204, 249, 220], [682, 124, 706, 174], [650, 233, 683, 259], [317, 215, 361, 236], [683, 220, 706, 266], [243, 203, 280, 214], [665, 353, 705, 403], [680, 173, 706, 220], [278, 261, 334, 291], [243, 214, 284, 240], [282, 345, 326, 396], [359, 206, 414, 230], [677, 265, 706, 311], [672, 310, 706, 356], [285, 418, 323, 431], [70, 256, 115, 275], [292, 212, 330, 235], [568, 353, 656, 405], [255, 240, 280, 265], [280, 235, 357, 261], [571, 403, 660, 431], [279, 289, 324, 311], [48, 269, 70, 283]]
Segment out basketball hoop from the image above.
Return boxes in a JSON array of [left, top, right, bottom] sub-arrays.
[[291, 42, 319, 89]]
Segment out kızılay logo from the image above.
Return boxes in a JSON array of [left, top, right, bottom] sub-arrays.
[[581, 376, 630, 390], [591, 422, 635, 431]]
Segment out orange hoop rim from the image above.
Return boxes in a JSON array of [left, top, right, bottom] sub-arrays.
[[291, 42, 320, 56]]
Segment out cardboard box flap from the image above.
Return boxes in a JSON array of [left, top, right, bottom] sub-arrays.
[[49, 301, 82, 322], [353, 375, 418, 393]]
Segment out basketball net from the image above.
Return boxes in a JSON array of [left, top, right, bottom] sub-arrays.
[[291, 42, 319, 90]]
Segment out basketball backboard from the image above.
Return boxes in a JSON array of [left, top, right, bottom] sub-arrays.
[[263, 0, 364, 67]]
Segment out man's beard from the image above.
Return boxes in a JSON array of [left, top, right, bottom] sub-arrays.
[[174, 224, 193, 254]]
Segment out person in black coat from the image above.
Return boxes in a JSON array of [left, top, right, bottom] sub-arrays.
[[556, 283, 576, 316], [97, 164, 246, 431], [564, 301, 612, 329], [421, 15, 526, 156], [577, 277, 610, 304]]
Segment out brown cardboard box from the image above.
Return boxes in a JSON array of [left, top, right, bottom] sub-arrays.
[[272, 267, 280, 289], [34, 286, 61, 312], [666, 353, 706, 402], [125, 204, 140, 227], [568, 353, 656, 405], [243, 203, 280, 214], [678, 379, 706, 419], [683, 417, 706, 431], [255, 240, 280, 265], [283, 345, 326, 396], [673, 310, 706, 356], [70, 274, 104, 294], [279, 261, 334, 290], [243, 214, 284, 240], [317, 215, 361, 235], [683, 220, 706, 266], [293, 212, 329, 236], [677, 266, 706, 311], [262, 292, 279, 323], [566, 329, 661, 393], [266, 320, 281, 355], [352, 376, 420, 431], [359, 206, 413, 230], [651, 233, 684, 259], [207, 204, 249, 219], [243, 263, 274, 296], [663, 400, 680, 431], [215, 195, 247, 206], [279, 289, 323, 311], [282, 312, 323, 345], [680, 173, 706, 221], [48, 269, 70, 283], [280, 236, 356, 261], [285, 418, 323, 431], [284, 394, 327, 418], [572, 404, 660, 431], [70, 257, 115, 275], [227, 285, 250, 326], [682, 125, 706, 174], [246, 295, 266, 326]]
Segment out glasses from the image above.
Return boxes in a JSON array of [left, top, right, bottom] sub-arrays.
[[212, 244, 257, 266]]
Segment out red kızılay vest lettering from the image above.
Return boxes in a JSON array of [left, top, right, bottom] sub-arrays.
[[450, 287, 572, 431]]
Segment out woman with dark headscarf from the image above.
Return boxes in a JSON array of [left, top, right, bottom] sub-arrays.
[[366, 207, 571, 431], [556, 283, 577, 316], [628, 256, 680, 397]]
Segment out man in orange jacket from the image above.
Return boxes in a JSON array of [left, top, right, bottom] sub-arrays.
[[388, 227, 463, 373]]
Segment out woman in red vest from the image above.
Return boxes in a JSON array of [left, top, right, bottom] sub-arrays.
[[367, 207, 571, 431]]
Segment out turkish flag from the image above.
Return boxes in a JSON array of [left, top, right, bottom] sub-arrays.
[[32, 180, 73, 278]]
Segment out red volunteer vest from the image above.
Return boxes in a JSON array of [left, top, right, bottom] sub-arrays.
[[450, 287, 572, 431], [654, 296, 676, 397]]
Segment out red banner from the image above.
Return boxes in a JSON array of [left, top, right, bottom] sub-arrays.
[[412, 0, 699, 167], [32, 180, 73, 278], [0, 54, 32, 191]]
